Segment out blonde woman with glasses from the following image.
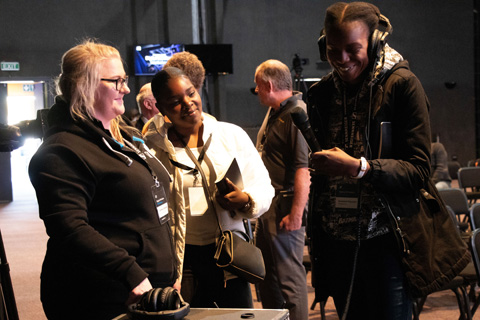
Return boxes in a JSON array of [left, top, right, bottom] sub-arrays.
[[29, 39, 177, 320]]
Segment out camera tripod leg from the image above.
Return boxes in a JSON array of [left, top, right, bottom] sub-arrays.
[[0, 229, 19, 320]]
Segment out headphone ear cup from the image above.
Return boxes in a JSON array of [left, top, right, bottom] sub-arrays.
[[138, 289, 152, 311], [128, 288, 190, 320], [369, 29, 382, 62], [317, 29, 327, 62], [318, 35, 327, 61], [378, 13, 393, 34], [158, 287, 181, 311], [369, 14, 392, 62], [146, 287, 162, 312]]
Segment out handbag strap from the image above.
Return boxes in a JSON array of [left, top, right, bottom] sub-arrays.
[[172, 129, 223, 232]]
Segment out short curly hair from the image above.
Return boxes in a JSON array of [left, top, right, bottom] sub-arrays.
[[164, 51, 205, 90]]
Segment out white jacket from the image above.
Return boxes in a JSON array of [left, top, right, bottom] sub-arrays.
[[144, 113, 274, 279]]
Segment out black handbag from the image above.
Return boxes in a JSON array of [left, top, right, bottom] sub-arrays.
[[176, 131, 266, 284], [214, 229, 265, 284]]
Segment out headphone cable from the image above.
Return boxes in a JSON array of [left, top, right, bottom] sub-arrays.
[[341, 204, 362, 320]]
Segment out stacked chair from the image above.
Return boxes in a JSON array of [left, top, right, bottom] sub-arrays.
[[470, 203, 480, 230], [411, 188, 478, 320], [437, 186, 480, 319], [469, 228, 480, 316], [438, 188, 471, 233], [458, 167, 480, 205]]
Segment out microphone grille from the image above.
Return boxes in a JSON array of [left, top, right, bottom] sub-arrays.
[[290, 106, 309, 126]]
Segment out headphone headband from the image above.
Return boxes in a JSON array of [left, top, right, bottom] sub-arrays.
[[378, 14, 392, 34], [317, 13, 392, 62]]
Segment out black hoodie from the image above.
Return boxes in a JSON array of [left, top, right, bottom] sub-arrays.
[[29, 96, 176, 319]]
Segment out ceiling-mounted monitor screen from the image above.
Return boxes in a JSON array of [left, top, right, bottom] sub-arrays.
[[134, 44, 184, 76], [184, 44, 233, 75]]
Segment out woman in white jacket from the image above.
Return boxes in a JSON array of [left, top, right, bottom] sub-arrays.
[[143, 67, 274, 308]]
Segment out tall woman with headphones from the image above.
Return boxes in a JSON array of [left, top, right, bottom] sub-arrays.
[[307, 2, 469, 320]]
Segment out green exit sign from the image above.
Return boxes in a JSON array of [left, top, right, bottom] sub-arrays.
[[1, 62, 20, 71]]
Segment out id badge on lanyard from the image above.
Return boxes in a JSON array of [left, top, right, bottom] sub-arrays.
[[152, 182, 169, 224], [124, 139, 170, 225], [334, 179, 360, 213]]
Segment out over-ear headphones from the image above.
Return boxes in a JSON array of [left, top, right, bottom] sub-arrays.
[[127, 287, 190, 320], [317, 13, 392, 63]]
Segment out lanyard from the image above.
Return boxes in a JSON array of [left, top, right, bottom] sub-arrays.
[[258, 108, 273, 152], [169, 131, 213, 175], [124, 139, 164, 187], [259, 104, 289, 152], [343, 90, 359, 153]]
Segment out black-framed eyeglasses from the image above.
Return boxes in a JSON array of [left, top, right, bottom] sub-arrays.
[[101, 76, 129, 91]]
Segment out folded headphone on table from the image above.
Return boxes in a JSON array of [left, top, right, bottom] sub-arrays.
[[317, 13, 393, 63], [127, 287, 190, 320]]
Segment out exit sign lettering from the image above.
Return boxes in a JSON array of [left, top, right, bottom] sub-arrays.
[[1, 62, 20, 71]]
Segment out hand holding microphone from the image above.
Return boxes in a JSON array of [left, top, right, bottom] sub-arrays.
[[290, 107, 322, 152], [291, 107, 366, 177]]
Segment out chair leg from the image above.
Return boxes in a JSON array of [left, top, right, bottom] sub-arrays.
[[451, 286, 472, 320], [471, 299, 480, 317], [412, 297, 424, 320], [254, 283, 261, 303], [414, 297, 426, 317], [320, 300, 326, 320], [309, 298, 326, 320], [459, 286, 473, 320], [452, 288, 465, 320], [469, 285, 479, 317]]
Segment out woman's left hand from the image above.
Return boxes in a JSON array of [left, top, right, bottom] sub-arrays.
[[215, 178, 250, 211], [310, 147, 363, 177], [125, 277, 153, 306], [173, 278, 181, 292]]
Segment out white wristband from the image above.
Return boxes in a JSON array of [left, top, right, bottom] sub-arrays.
[[351, 157, 367, 179]]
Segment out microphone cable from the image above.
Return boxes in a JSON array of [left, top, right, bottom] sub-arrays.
[[364, 84, 374, 160], [341, 204, 363, 320]]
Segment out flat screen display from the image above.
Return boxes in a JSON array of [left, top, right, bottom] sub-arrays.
[[184, 44, 233, 75], [134, 44, 184, 76]]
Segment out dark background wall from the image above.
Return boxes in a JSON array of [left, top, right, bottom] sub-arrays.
[[0, 0, 476, 165]]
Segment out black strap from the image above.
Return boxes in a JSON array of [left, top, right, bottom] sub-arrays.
[[172, 130, 223, 231], [172, 130, 252, 238], [123, 139, 162, 187], [169, 133, 213, 174], [260, 103, 296, 148], [258, 108, 272, 149]]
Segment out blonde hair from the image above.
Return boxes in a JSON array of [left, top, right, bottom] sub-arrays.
[[56, 39, 125, 142]]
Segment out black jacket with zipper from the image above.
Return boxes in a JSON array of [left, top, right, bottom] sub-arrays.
[[307, 60, 470, 299]]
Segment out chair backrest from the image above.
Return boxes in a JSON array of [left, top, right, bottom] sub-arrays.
[[438, 188, 470, 216], [458, 167, 480, 189], [470, 203, 480, 230], [470, 228, 480, 284], [448, 161, 461, 180], [446, 205, 462, 236]]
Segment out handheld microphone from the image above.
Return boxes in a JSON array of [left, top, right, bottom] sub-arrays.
[[290, 107, 322, 152]]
